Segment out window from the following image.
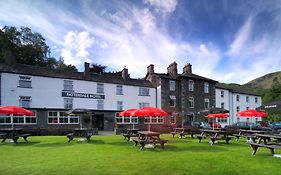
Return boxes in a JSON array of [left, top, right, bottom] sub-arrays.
[[19, 96, 31, 108], [237, 117, 240, 122], [188, 97, 194, 108], [97, 83, 104, 93], [139, 87, 149, 96], [221, 91, 224, 98], [48, 111, 78, 124], [18, 76, 31, 88], [63, 80, 73, 91], [188, 80, 194, 91], [246, 96, 249, 102], [246, 107, 249, 110], [0, 113, 37, 124], [116, 85, 123, 95], [64, 98, 73, 109], [169, 80, 175, 91], [115, 113, 139, 124], [139, 102, 150, 108], [117, 101, 123, 110], [221, 102, 225, 109], [218, 118, 227, 123], [169, 95, 176, 107], [170, 116, 176, 124], [204, 82, 209, 93], [255, 97, 258, 103], [97, 100, 104, 110], [236, 95, 240, 101], [144, 116, 164, 124], [246, 118, 250, 122], [236, 106, 240, 112], [204, 98, 210, 109]]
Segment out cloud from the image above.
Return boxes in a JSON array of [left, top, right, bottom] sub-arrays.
[[144, 0, 178, 13]]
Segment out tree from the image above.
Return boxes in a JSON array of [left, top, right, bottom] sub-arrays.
[[56, 57, 77, 72], [269, 77, 281, 101], [90, 63, 107, 74]]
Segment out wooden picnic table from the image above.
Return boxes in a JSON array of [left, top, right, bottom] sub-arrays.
[[197, 129, 231, 145], [123, 128, 140, 141], [0, 128, 31, 143], [132, 131, 168, 150], [234, 129, 266, 142], [248, 133, 281, 155], [66, 128, 93, 143]]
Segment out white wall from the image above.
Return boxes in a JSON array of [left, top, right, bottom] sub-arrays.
[[1, 73, 156, 110], [215, 88, 262, 127]]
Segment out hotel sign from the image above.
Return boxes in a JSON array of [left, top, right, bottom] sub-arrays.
[[62, 92, 105, 99]]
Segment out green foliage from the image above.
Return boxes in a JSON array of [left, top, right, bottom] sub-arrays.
[[1, 135, 281, 175], [90, 63, 107, 74]]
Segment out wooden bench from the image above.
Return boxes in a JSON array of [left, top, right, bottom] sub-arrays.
[[1, 133, 31, 143], [122, 133, 138, 141], [249, 142, 281, 155], [66, 132, 92, 143], [197, 134, 231, 145], [132, 138, 168, 150]]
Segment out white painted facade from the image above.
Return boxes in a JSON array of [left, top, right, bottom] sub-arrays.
[[1, 73, 156, 110], [215, 88, 262, 127]]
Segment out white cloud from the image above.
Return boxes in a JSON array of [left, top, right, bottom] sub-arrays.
[[144, 0, 178, 13]]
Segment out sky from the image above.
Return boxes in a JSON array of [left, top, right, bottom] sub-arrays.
[[0, 0, 281, 84]]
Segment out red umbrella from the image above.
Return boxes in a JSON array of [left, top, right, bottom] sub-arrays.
[[131, 107, 168, 131], [0, 106, 34, 128], [119, 108, 138, 116], [207, 113, 229, 130], [236, 109, 268, 130], [0, 106, 34, 116]]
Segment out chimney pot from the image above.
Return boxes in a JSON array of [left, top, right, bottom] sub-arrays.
[[167, 61, 178, 76], [122, 68, 129, 80], [183, 63, 192, 74], [84, 62, 90, 78], [147, 64, 154, 75]]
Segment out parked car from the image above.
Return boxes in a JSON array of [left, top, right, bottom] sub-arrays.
[[210, 123, 221, 129], [270, 122, 281, 130], [256, 121, 269, 127], [225, 122, 272, 131], [199, 122, 211, 129]]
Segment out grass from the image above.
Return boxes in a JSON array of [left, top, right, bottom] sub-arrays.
[[1, 134, 281, 175]]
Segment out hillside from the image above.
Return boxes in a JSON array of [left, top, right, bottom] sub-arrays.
[[243, 71, 281, 89]]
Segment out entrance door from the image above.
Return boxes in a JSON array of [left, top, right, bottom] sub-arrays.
[[92, 114, 104, 130]]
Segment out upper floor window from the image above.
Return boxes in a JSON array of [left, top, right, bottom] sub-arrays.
[[221, 102, 225, 109], [19, 76, 31, 88], [63, 80, 73, 91], [169, 95, 176, 107], [139, 102, 150, 108], [169, 80, 175, 91], [117, 101, 123, 111], [188, 97, 194, 108], [255, 97, 258, 103], [116, 85, 123, 95], [64, 98, 73, 109], [188, 80, 194, 91], [204, 82, 209, 93], [236, 106, 240, 112], [97, 83, 104, 93], [246, 107, 249, 110], [139, 87, 149, 96], [246, 96, 249, 103], [19, 96, 31, 108], [221, 91, 224, 98], [97, 100, 104, 110], [236, 95, 240, 102], [204, 98, 210, 109]]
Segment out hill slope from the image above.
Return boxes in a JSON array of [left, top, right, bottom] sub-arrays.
[[243, 71, 281, 89]]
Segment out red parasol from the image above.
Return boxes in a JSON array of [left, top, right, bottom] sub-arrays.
[[119, 108, 138, 116], [207, 113, 229, 130], [236, 109, 268, 130]]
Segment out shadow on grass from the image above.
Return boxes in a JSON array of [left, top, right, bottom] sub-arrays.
[[0, 141, 41, 146]]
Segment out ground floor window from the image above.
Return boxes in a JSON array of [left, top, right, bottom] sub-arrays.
[[144, 116, 164, 124], [115, 113, 139, 124], [48, 111, 79, 124], [0, 113, 37, 124], [217, 118, 227, 123]]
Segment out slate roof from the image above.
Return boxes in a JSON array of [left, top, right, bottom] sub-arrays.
[[215, 83, 261, 96], [154, 72, 218, 82], [0, 63, 154, 88]]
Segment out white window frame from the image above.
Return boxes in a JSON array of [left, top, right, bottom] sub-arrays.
[[139, 87, 150, 96], [63, 80, 73, 91], [117, 101, 123, 111], [236, 95, 240, 102], [0, 113, 37, 125], [236, 106, 240, 112], [19, 96, 31, 108], [169, 95, 176, 107], [204, 98, 210, 109], [116, 85, 123, 95], [97, 83, 104, 94], [221, 91, 224, 98], [246, 96, 249, 103], [144, 116, 164, 124], [188, 80, 194, 91], [47, 111, 79, 124], [188, 97, 194, 108], [169, 80, 175, 91], [221, 102, 224, 109], [115, 114, 139, 124], [18, 76, 32, 88], [97, 100, 104, 110], [204, 82, 209, 93], [255, 97, 258, 103], [139, 102, 150, 108], [64, 98, 73, 109]]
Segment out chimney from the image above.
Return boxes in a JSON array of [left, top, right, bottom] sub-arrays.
[[4, 50, 16, 65], [84, 62, 90, 78], [183, 63, 192, 74], [167, 61, 177, 76], [147, 64, 154, 75], [122, 67, 129, 80]]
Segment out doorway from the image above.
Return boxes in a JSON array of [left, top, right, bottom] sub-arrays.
[[92, 114, 104, 130]]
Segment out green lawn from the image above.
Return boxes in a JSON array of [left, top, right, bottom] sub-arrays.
[[1, 134, 280, 175]]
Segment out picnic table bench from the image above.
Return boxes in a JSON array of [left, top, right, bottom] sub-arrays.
[[66, 128, 93, 143], [133, 131, 168, 150], [0, 128, 31, 143], [123, 128, 140, 141], [197, 130, 231, 145], [171, 127, 201, 139], [248, 133, 281, 155]]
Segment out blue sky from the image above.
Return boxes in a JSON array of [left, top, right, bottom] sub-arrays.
[[0, 0, 281, 84]]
